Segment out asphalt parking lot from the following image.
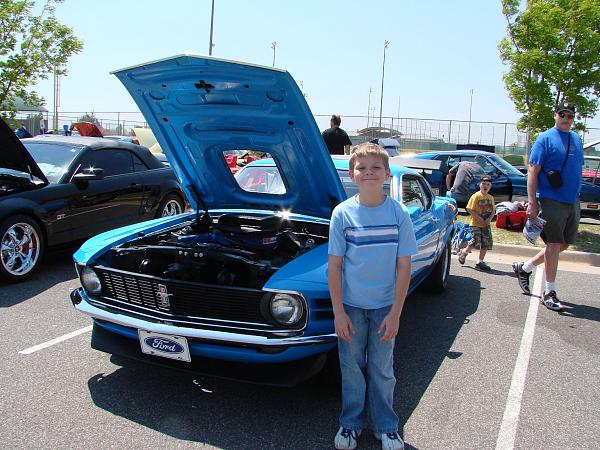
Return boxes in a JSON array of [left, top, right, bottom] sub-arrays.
[[1, 248, 599, 449]]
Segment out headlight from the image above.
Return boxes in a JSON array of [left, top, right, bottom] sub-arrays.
[[270, 293, 304, 325], [81, 267, 102, 295]]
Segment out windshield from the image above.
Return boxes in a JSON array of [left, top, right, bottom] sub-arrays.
[[22, 141, 85, 183], [489, 154, 526, 177]]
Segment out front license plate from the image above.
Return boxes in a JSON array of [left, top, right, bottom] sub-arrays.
[[138, 330, 191, 362], [586, 203, 598, 209]]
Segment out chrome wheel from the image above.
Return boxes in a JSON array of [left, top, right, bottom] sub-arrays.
[[1, 222, 42, 277], [161, 198, 183, 217]]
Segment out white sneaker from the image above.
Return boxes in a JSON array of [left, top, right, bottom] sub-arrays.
[[335, 427, 361, 450], [374, 431, 405, 450]]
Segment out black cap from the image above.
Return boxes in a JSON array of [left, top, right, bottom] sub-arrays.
[[480, 175, 492, 183], [556, 101, 575, 114]]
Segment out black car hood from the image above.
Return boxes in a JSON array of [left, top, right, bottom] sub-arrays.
[[0, 118, 48, 183]]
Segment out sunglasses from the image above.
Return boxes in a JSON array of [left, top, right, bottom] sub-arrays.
[[558, 112, 574, 120]]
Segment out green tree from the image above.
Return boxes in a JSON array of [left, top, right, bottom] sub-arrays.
[[0, 0, 83, 115], [499, 0, 600, 137]]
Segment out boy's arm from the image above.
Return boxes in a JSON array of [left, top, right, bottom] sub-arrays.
[[378, 255, 411, 341], [465, 207, 484, 224], [328, 255, 354, 341]]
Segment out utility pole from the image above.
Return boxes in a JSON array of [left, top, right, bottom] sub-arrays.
[[379, 40, 389, 129], [208, 0, 215, 55], [271, 41, 277, 67]]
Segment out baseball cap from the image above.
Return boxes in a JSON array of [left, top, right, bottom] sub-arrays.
[[556, 101, 575, 114], [480, 175, 492, 183]]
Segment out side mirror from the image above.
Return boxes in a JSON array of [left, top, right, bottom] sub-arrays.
[[72, 167, 105, 183]]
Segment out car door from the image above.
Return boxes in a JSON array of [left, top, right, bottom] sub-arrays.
[[401, 174, 440, 277], [68, 148, 144, 238]]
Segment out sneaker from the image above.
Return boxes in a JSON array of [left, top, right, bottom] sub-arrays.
[[512, 262, 531, 294], [458, 251, 467, 265], [542, 291, 564, 311], [335, 427, 361, 450], [374, 431, 405, 450], [475, 261, 491, 271]]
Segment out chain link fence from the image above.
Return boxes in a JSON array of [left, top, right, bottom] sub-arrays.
[[12, 111, 600, 160]]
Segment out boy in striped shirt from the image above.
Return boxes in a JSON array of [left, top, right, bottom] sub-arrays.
[[328, 143, 417, 450]]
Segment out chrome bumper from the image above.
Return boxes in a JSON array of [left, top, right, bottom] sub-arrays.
[[71, 289, 337, 347]]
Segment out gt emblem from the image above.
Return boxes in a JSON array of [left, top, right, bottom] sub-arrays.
[[156, 284, 172, 308]]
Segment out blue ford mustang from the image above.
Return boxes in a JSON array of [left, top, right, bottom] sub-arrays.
[[70, 55, 456, 385]]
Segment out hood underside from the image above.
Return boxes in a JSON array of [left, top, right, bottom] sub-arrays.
[[112, 54, 346, 218], [0, 118, 48, 183]]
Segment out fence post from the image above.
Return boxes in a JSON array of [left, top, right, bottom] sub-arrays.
[[503, 123, 507, 155], [448, 120, 452, 148]]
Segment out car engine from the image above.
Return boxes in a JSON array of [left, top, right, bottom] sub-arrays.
[[101, 213, 328, 289]]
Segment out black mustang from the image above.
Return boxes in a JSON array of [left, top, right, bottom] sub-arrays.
[[0, 118, 186, 282]]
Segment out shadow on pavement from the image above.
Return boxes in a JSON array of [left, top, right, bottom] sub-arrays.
[[0, 247, 77, 308], [85, 274, 482, 449]]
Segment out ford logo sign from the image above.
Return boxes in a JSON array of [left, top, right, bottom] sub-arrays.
[[144, 337, 184, 354]]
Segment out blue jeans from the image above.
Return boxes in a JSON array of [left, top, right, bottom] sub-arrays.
[[338, 304, 398, 434]]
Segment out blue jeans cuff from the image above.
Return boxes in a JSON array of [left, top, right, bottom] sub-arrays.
[[339, 423, 363, 432]]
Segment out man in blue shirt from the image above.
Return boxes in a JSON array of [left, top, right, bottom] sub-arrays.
[[513, 101, 583, 311]]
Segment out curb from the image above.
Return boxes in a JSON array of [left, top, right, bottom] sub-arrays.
[[494, 244, 600, 267]]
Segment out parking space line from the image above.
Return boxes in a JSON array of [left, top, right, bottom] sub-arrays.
[[495, 267, 544, 450], [19, 325, 93, 355]]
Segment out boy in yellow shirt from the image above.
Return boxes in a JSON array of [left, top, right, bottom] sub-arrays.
[[458, 175, 495, 271]]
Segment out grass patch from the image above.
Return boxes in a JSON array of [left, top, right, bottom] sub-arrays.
[[456, 213, 600, 253]]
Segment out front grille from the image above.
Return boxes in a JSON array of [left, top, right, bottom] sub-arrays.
[[96, 266, 270, 327]]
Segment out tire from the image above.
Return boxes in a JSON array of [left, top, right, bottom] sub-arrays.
[[0, 215, 45, 283], [422, 238, 451, 294], [156, 194, 184, 218]]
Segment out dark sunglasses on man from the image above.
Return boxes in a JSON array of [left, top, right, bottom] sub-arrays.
[[558, 112, 574, 120]]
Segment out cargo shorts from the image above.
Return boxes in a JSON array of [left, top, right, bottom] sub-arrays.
[[539, 198, 580, 244], [469, 225, 493, 250]]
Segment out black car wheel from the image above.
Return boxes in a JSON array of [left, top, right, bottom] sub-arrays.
[[156, 194, 184, 218], [422, 238, 451, 294], [0, 215, 44, 282]]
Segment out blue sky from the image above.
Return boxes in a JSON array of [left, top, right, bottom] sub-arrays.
[[33, 0, 600, 131]]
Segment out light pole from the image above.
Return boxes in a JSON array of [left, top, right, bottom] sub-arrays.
[[467, 88, 474, 143], [53, 65, 60, 133], [208, 0, 215, 55], [378, 40, 389, 129], [271, 41, 277, 67], [367, 87, 372, 128]]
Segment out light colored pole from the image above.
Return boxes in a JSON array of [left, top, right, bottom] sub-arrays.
[[53, 66, 60, 133], [378, 40, 389, 129], [367, 87, 372, 128], [271, 41, 277, 67], [208, 0, 215, 55], [467, 88, 474, 143]]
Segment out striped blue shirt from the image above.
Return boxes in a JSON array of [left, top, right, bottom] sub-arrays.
[[328, 196, 417, 309]]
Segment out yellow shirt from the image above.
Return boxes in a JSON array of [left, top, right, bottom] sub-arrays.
[[466, 192, 495, 228]]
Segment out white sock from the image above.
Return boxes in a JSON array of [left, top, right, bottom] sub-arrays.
[[545, 281, 556, 294], [522, 260, 534, 273]]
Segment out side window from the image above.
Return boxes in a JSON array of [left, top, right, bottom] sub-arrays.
[[417, 177, 433, 209], [447, 156, 461, 169], [78, 149, 134, 177], [133, 154, 149, 172], [402, 176, 425, 211]]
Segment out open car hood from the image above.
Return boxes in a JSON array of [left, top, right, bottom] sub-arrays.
[[0, 118, 48, 183], [112, 54, 346, 218]]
